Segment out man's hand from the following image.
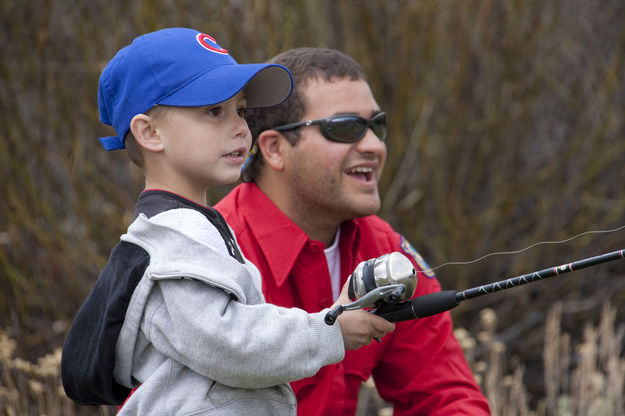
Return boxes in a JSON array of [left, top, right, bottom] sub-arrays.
[[332, 279, 395, 350]]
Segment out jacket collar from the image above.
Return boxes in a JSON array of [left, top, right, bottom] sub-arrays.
[[237, 183, 359, 287]]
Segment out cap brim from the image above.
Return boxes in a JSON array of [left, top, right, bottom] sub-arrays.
[[158, 63, 293, 109]]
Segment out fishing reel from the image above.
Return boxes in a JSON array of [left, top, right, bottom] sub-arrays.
[[324, 252, 417, 325]]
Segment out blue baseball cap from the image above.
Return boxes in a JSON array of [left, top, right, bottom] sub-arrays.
[[97, 28, 293, 150]]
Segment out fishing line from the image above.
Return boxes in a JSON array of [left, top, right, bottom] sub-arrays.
[[422, 223, 625, 274]]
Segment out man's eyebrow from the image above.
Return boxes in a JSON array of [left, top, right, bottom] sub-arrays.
[[331, 110, 383, 117]]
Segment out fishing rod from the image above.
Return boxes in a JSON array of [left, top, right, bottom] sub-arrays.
[[325, 249, 625, 324]]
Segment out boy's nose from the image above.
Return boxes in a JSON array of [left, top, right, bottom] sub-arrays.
[[234, 115, 250, 137]]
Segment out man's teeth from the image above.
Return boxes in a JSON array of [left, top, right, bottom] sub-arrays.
[[347, 167, 373, 173], [225, 151, 241, 157]]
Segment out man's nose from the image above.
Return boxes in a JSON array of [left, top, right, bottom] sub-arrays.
[[355, 127, 387, 154]]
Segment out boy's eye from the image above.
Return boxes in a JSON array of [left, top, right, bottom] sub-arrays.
[[237, 107, 247, 118], [206, 106, 222, 116]]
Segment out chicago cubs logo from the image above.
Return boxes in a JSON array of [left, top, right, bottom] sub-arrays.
[[196, 33, 229, 55]]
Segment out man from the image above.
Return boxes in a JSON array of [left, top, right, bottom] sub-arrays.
[[216, 47, 490, 415]]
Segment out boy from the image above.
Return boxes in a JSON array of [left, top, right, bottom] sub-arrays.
[[61, 28, 394, 415]]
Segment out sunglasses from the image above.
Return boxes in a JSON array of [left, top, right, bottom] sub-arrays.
[[271, 112, 387, 143]]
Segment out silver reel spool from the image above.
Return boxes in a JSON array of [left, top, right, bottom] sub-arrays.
[[348, 252, 417, 301]]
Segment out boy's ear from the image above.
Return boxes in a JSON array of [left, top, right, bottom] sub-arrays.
[[257, 130, 287, 171], [129, 113, 164, 152]]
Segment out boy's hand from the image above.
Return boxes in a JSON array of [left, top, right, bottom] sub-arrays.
[[332, 279, 395, 350]]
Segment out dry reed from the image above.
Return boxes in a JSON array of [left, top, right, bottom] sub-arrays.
[[0, 329, 115, 416]]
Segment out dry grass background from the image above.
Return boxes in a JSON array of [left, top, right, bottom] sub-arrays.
[[1, 1, 625, 415]]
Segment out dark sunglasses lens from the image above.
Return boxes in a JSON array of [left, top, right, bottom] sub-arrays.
[[371, 114, 387, 141], [324, 118, 368, 142]]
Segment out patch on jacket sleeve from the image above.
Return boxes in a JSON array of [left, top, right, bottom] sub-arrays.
[[399, 236, 435, 278]]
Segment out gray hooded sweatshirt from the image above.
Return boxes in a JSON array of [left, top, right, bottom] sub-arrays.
[[110, 206, 344, 415]]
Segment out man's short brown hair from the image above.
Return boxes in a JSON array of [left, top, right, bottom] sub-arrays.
[[241, 48, 367, 182]]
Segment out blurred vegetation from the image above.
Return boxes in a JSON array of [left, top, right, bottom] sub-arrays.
[[1, 0, 624, 414]]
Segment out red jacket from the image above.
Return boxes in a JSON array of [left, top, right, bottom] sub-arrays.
[[216, 183, 490, 415]]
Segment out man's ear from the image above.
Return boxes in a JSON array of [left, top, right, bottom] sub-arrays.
[[129, 113, 164, 152], [257, 130, 287, 171]]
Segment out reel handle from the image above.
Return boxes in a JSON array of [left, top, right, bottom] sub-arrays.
[[324, 284, 406, 325]]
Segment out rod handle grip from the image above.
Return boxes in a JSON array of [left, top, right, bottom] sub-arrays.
[[374, 290, 460, 322]]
